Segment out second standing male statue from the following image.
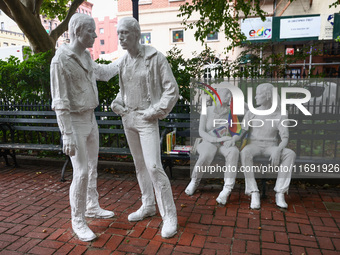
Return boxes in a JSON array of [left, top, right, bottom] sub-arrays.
[[111, 17, 179, 238]]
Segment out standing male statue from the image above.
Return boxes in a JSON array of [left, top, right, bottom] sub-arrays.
[[111, 17, 179, 238], [50, 13, 119, 241], [238, 83, 296, 209]]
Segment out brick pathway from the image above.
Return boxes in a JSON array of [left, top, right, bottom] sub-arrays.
[[0, 162, 339, 255]]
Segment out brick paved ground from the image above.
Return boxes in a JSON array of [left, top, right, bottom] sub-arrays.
[[0, 161, 339, 255]]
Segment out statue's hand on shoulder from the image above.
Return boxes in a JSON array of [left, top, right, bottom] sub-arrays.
[[62, 134, 76, 157]]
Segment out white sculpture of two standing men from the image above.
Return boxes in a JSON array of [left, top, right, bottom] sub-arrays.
[[111, 17, 179, 238], [50, 13, 119, 241], [185, 88, 239, 205]]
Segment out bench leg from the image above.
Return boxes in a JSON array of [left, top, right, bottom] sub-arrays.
[[10, 150, 18, 167], [261, 179, 267, 199], [3, 153, 10, 166], [60, 156, 70, 182], [1, 149, 18, 167], [162, 159, 174, 179]]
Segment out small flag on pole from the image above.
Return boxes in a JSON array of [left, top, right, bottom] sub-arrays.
[[228, 97, 242, 137]]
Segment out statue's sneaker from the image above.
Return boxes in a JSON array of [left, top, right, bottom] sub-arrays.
[[85, 208, 114, 219], [250, 192, 261, 209], [161, 217, 178, 238], [216, 188, 231, 205], [185, 179, 200, 196], [275, 193, 288, 208], [128, 205, 156, 222], [72, 221, 96, 242]]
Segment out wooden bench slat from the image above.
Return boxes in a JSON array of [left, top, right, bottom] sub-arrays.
[[0, 118, 58, 124], [0, 143, 62, 151], [0, 111, 55, 116]]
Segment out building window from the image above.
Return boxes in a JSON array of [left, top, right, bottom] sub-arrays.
[[99, 28, 104, 34], [139, 0, 152, 5], [172, 30, 184, 43], [3, 42, 8, 46], [101, 51, 105, 54], [141, 32, 151, 45], [1, 22, 4, 30], [207, 31, 218, 41], [100, 40, 105, 45], [11, 43, 16, 46]]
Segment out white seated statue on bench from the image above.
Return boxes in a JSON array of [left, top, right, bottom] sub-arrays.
[[50, 13, 119, 242], [237, 83, 296, 209], [185, 88, 241, 205]]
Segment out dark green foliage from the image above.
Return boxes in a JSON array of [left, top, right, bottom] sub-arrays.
[[0, 50, 52, 103], [178, 0, 267, 50], [95, 59, 120, 104]]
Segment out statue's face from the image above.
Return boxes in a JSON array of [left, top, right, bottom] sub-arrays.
[[78, 20, 97, 49], [255, 86, 268, 106], [219, 89, 231, 105], [117, 23, 138, 51]]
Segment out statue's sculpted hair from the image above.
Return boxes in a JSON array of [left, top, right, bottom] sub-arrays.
[[118, 17, 141, 37], [69, 13, 94, 42]]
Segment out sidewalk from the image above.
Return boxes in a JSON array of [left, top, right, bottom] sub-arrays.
[[0, 159, 339, 255]]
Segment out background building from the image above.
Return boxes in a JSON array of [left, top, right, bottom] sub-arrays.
[[117, 0, 232, 62], [240, 0, 340, 77], [93, 16, 118, 60], [0, 9, 29, 48]]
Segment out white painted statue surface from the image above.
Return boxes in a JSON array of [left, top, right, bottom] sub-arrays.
[[50, 13, 119, 242], [185, 88, 240, 205], [239, 83, 296, 209], [111, 17, 179, 238]]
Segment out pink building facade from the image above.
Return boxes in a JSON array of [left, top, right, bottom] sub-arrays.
[[93, 17, 118, 60]]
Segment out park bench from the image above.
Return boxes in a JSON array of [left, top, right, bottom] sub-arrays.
[[1, 107, 339, 187], [160, 111, 340, 196], [0, 106, 191, 181], [0, 109, 130, 181]]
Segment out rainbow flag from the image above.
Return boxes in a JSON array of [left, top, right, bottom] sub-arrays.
[[228, 97, 242, 136]]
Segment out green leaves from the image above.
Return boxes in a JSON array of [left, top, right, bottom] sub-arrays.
[[178, 0, 267, 50], [40, 0, 71, 21], [0, 51, 52, 103]]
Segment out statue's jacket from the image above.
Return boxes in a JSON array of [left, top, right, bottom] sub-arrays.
[[50, 44, 116, 113], [112, 45, 179, 120]]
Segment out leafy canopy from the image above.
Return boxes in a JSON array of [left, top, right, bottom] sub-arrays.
[[178, 0, 267, 50], [40, 0, 71, 21]]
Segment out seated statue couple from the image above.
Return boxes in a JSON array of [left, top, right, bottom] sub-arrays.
[[185, 84, 296, 210]]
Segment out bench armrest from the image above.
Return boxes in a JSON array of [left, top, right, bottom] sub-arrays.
[[0, 123, 15, 143]]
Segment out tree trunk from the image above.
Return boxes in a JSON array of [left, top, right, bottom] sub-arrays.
[[1, 0, 85, 55]]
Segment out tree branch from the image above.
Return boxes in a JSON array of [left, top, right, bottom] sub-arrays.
[[20, 0, 34, 12], [0, 0, 14, 19], [34, 0, 44, 16], [3, 0, 55, 52], [50, 0, 84, 41]]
